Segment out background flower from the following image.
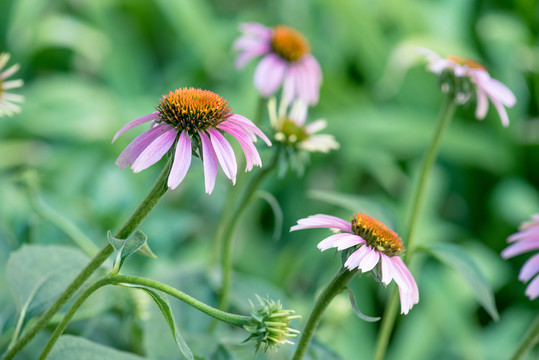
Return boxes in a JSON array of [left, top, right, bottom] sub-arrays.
[[419, 48, 516, 126], [0, 52, 23, 117], [234, 23, 322, 105], [502, 214, 539, 300]]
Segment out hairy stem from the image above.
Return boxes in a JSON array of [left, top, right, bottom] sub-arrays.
[[217, 148, 279, 312], [3, 156, 173, 360], [292, 268, 357, 360], [511, 314, 539, 360], [373, 96, 456, 360]]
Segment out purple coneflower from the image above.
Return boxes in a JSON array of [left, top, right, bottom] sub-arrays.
[[291, 213, 419, 314], [0, 52, 24, 117], [502, 214, 539, 300], [419, 48, 516, 127], [113, 87, 271, 194], [268, 98, 338, 154], [234, 23, 322, 105]]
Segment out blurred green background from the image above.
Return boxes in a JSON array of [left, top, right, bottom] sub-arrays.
[[0, 0, 538, 359]]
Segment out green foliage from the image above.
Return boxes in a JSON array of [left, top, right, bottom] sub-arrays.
[[122, 284, 194, 360], [425, 242, 499, 321], [0, 0, 537, 359], [47, 335, 146, 360]]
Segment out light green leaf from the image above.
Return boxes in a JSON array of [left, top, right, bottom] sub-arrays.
[[254, 190, 283, 241], [426, 243, 499, 321], [122, 284, 194, 360], [6, 244, 90, 313], [107, 230, 150, 272], [48, 335, 146, 360], [346, 287, 380, 322]]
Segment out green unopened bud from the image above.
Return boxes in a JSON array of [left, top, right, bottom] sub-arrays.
[[243, 295, 300, 354]]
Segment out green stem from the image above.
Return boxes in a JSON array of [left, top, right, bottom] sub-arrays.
[[292, 268, 357, 360], [217, 148, 280, 311], [2, 156, 173, 360], [372, 95, 456, 360], [511, 314, 539, 360], [254, 96, 266, 126], [112, 275, 251, 327], [38, 272, 252, 359], [38, 277, 113, 360]]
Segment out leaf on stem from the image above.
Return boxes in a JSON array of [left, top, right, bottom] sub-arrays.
[[107, 230, 155, 272], [425, 242, 499, 321], [121, 284, 194, 360], [346, 287, 381, 322]]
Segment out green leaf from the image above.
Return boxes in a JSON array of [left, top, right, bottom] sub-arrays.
[[122, 284, 194, 360], [346, 288, 380, 322], [426, 243, 499, 321], [254, 190, 283, 241], [6, 244, 90, 314], [107, 230, 150, 272], [47, 335, 146, 360]]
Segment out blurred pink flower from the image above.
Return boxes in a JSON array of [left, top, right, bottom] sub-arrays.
[[419, 48, 516, 127], [502, 214, 539, 300], [113, 87, 271, 194], [234, 23, 322, 105], [0, 52, 24, 117], [291, 213, 419, 314]]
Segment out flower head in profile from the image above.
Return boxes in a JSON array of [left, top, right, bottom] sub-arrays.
[[113, 87, 271, 194], [419, 48, 516, 127], [234, 23, 322, 105], [501, 214, 539, 300], [0, 52, 24, 117], [243, 295, 300, 354], [291, 213, 419, 314]]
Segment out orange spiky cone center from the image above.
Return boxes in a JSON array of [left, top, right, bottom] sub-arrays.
[[271, 25, 310, 62], [447, 55, 485, 70], [156, 87, 232, 134], [351, 213, 404, 256]]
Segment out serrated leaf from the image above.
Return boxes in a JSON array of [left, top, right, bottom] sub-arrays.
[[122, 284, 194, 360], [346, 287, 380, 322], [107, 230, 148, 272], [47, 335, 145, 360], [426, 242, 499, 321], [6, 245, 90, 314]]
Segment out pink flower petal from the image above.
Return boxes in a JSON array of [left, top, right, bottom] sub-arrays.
[[380, 253, 395, 286], [525, 275, 539, 300], [112, 112, 159, 143], [218, 122, 262, 171], [519, 253, 539, 283], [199, 131, 219, 194], [116, 123, 173, 169], [474, 88, 489, 120], [282, 65, 298, 107], [238, 22, 273, 40], [208, 128, 238, 184], [254, 53, 287, 97], [225, 114, 272, 146], [489, 97, 510, 127], [357, 248, 380, 272], [167, 130, 192, 189], [131, 127, 178, 173], [316, 233, 364, 251], [508, 227, 539, 243], [502, 238, 539, 259], [290, 214, 352, 233], [388, 256, 413, 293], [344, 245, 371, 270]]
